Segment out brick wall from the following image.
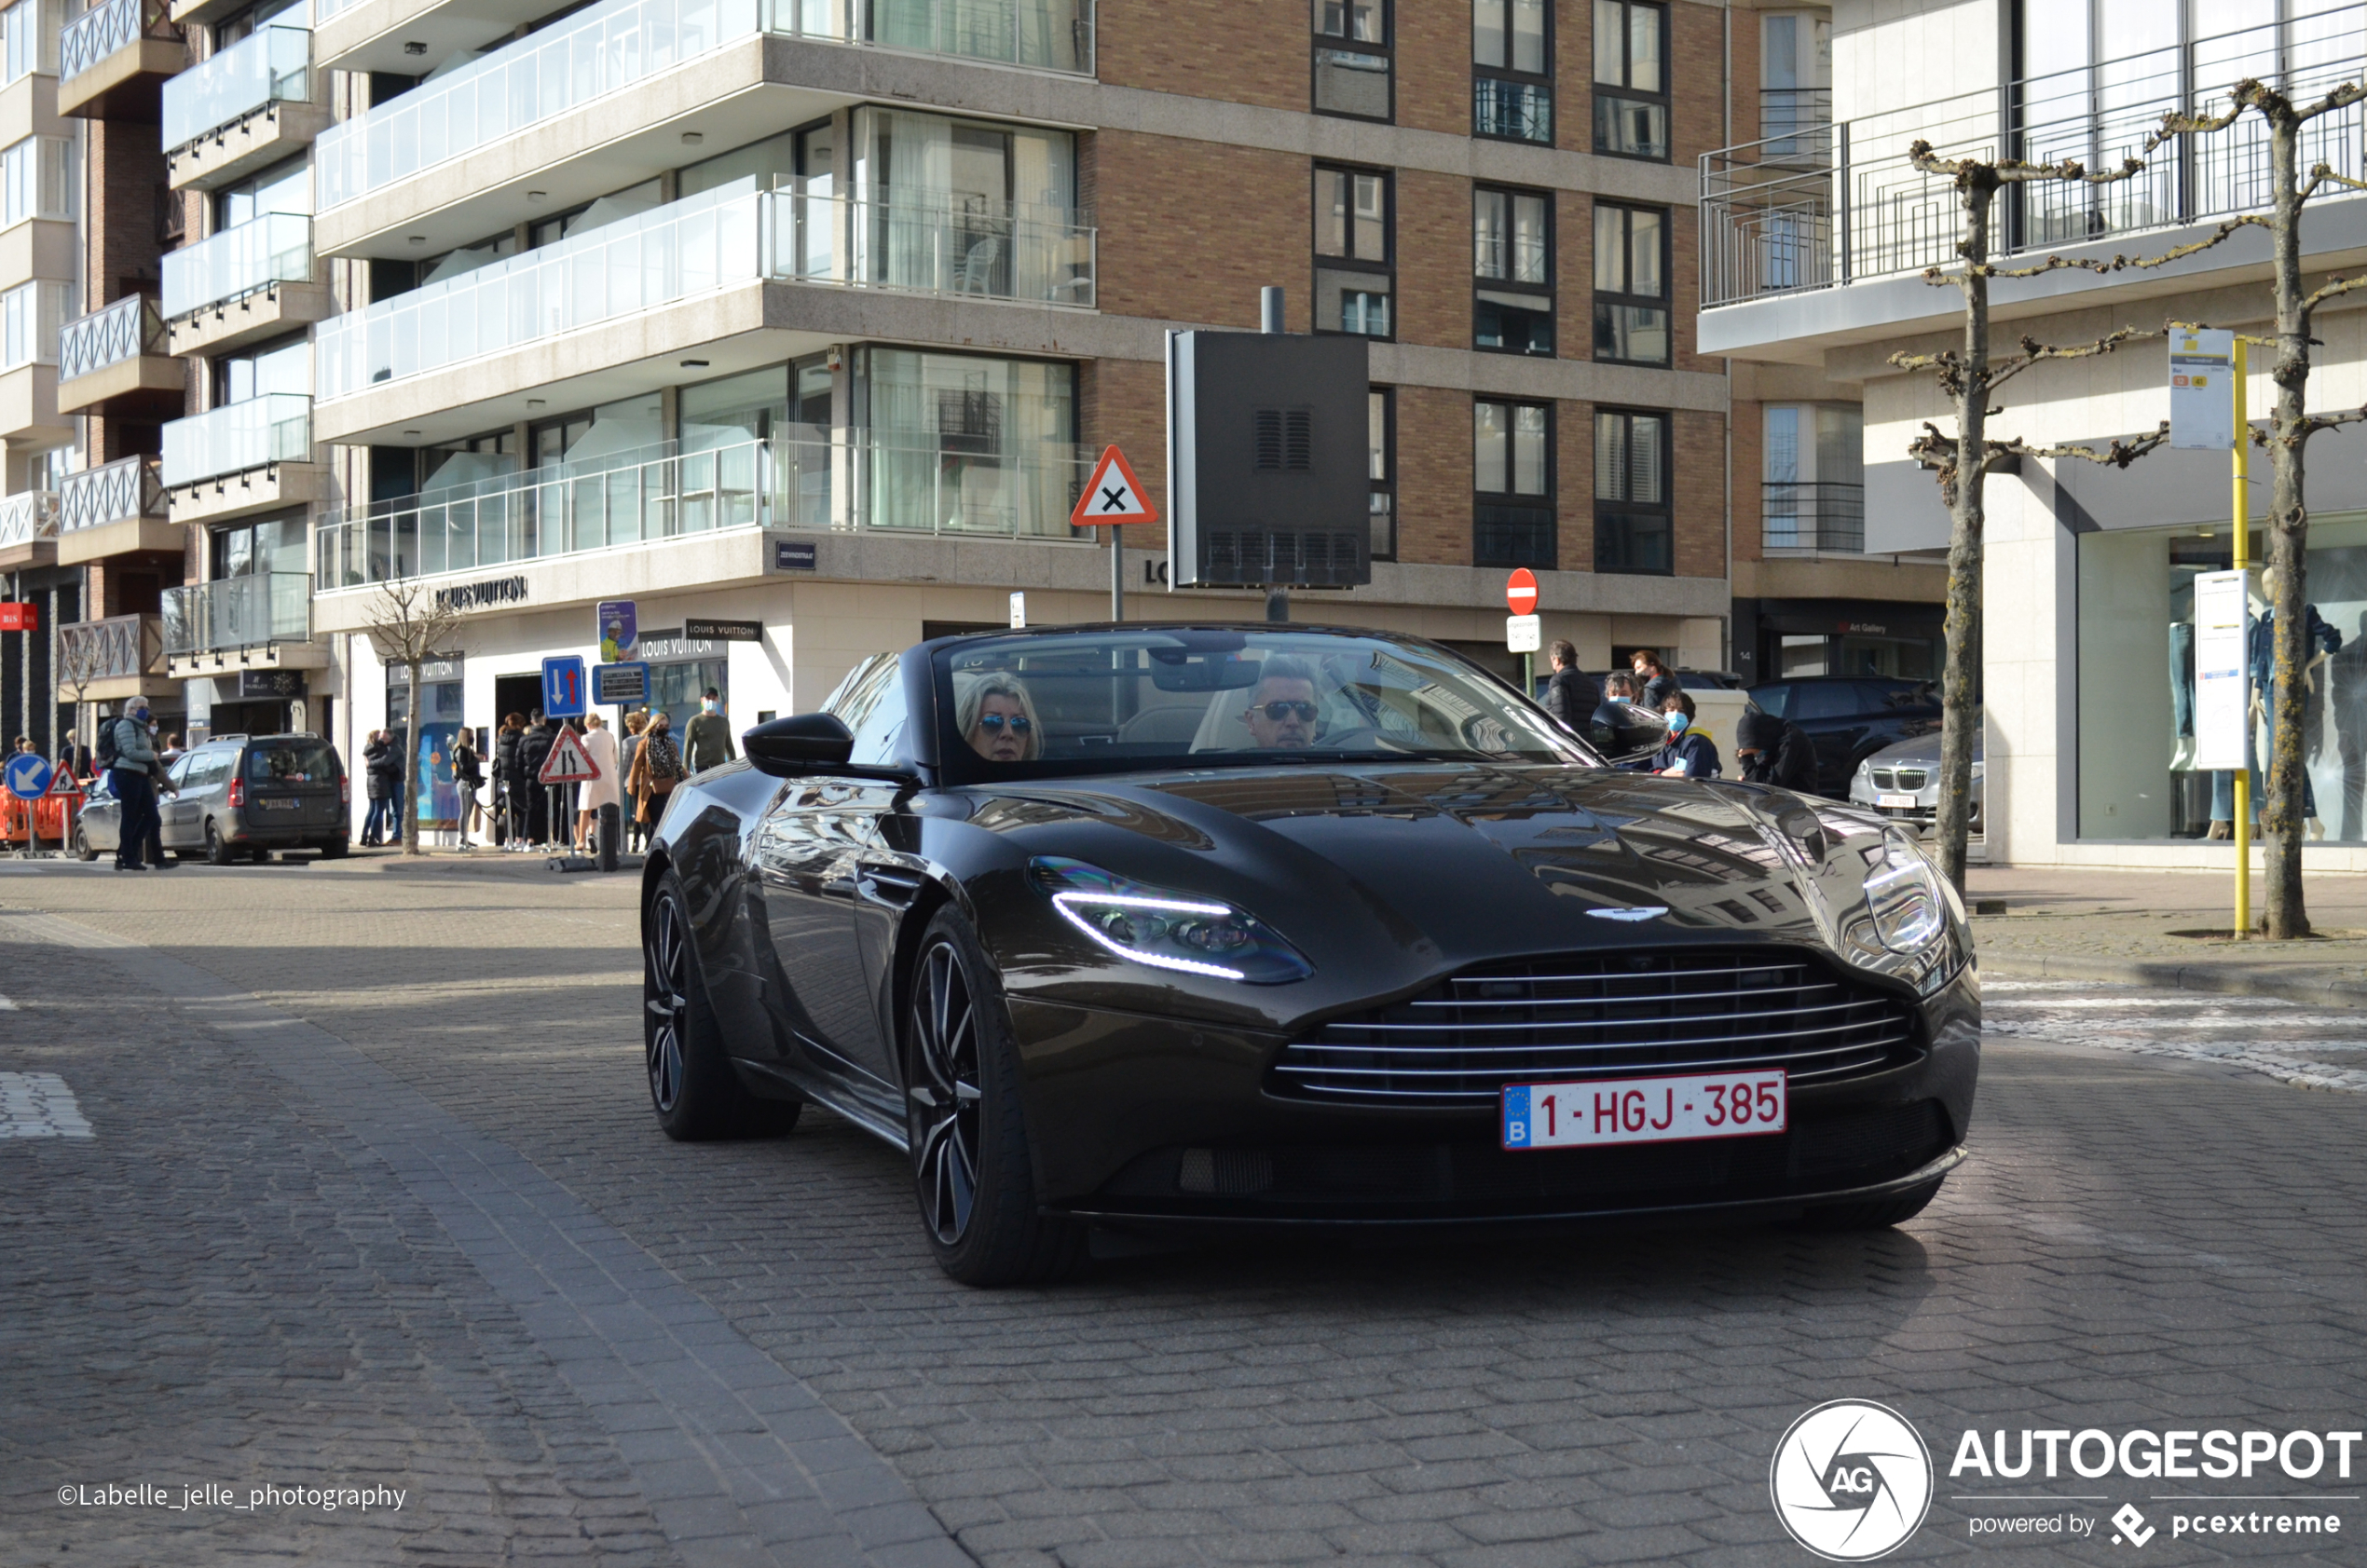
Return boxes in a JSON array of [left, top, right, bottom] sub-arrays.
[[1731, 399, 1762, 563], [1394, 170, 1467, 351], [1395, 384, 1470, 568], [1674, 409, 1726, 579], [1096, 0, 1306, 113], [1394, 0, 1468, 137], [1079, 357, 1169, 552], [1093, 130, 1305, 329], [1561, 191, 1594, 361], [1672, 0, 1734, 170], [86, 113, 179, 471], [1558, 397, 1594, 571]]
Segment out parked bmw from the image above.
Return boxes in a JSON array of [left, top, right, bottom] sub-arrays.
[[1849, 728, 1983, 837], [641, 626, 1978, 1285]]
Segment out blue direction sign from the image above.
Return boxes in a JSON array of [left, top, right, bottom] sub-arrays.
[[541, 655, 588, 718], [4, 752, 53, 800]]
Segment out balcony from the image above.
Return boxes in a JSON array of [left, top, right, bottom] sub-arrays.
[[57, 612, 170, 702], [0, 276, 70, 443], [0, 485, 56, 568], [162, 572, 314, 674], [1761, 481, 1865, 554], [1700, 3, 2367, 346], [164, 23, 324, 190], [314, 429, 1090, 592], [160, 211, 329, 356], [162, 395, 327, 525], [58, 294, 181, 416], [57, 456, 175, 563], [59, 0, 182, 120], [310, 0, 1093, 256]]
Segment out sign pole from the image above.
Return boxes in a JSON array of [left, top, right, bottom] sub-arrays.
[[2233, 337, 2251, 937], [1110, 525, 1124, 622]]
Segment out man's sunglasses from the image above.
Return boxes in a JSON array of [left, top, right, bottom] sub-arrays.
[[1251, 701, 1319, 722], [978, 714, 1033, 733]]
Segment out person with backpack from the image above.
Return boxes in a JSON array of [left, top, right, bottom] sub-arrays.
[[103, 697, 171, 872], [625, 710, 684, 835]]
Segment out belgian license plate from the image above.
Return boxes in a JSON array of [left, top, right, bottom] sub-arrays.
[[1877, 792, 1920, 809], [258, 798, 299, 811], [1501, 1070, 1787, 1151]]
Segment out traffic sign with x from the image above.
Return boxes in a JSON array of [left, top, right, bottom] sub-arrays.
[[1069, 445, 1158, 526]]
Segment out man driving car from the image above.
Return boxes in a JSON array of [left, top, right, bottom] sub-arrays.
[[1241, 659, 1321, 748]]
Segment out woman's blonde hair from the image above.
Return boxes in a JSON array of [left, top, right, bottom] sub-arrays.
[[955, 672, 1043, 760], [625, 711, 647, 734]]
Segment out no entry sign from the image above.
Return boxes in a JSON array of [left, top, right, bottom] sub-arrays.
[[1505, 568, 1539, 617]]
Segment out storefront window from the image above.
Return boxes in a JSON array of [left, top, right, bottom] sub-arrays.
[[2078, 514, 2367, 840], [388, 659, 465, 831], [858, 347, 1076, 537]]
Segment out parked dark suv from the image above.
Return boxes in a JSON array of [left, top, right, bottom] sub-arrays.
[[1743, 676, 1942, 798], [79, 733, 349, 864]]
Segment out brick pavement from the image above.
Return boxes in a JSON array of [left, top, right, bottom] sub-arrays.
[[5, 866, 2367, 1565]]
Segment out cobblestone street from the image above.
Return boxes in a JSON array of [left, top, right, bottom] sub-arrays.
[[6, 866, 2366, 1567]]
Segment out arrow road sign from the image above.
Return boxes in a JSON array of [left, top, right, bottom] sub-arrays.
[[4, 753, 53, 800], [541, 655, 587, 718], [538, 727, 602, 784], [1069, 445, 1158, 526]]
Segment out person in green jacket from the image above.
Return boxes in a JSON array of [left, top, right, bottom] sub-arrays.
[[681, 688, 735, 774]]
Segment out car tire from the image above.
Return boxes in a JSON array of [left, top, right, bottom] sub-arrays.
[[642, 870, 800, 1142], [204, 822, 233, 866], [72, 824, 95, 862], [903, 907, 1086, 1288], [319, 838, 349, 859], [1796, 1178, 1943, 1233]]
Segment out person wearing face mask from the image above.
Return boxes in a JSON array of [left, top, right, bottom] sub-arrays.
[[1650, 690, 1720, 779], [681, 687, 736, 774], [107, 696, 172, 871]]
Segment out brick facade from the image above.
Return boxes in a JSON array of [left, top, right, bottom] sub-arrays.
[[1395, 384, 1471, 569], [1095, 0, 1309, 115], [1674, 409, 1726, 579], [1092, 130, 1305, 330]]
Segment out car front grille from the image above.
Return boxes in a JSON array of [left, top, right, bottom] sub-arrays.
[[1869, 769, 1895, 790], [1272, 948, 1921, 1108], [1894, 768, 1928, 790]]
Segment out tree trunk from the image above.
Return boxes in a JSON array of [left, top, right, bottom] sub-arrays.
[[1933, 174, 1995, 893], [2262, 110, 2311, 938], [402, 655, 423, 856]]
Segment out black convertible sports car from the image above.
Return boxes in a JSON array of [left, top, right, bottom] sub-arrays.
[[641, 624, 1977, 1285]]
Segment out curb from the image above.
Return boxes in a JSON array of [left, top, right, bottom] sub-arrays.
[[1980, 950, 2367, 1010]]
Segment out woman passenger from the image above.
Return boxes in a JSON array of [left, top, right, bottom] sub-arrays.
[[959, 674, 1043, 762]]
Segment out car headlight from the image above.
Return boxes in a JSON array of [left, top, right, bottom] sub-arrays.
[[1031, 857, 1314, 984], [1864, 828, 1947, 953]]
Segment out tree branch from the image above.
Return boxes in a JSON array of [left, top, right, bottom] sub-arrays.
[[1985, 326, 2161, 390], [2303, 272, 2367, 314], [2293, 404, 2367, 441], [2005, 422, 2173, 469]]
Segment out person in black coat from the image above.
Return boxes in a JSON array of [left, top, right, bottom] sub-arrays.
[[1733, 708, 1820, 792], [1631, 649, 1681, 711], [517, 711, 558, 847], [493, 713, 527, 847], [361, 730, 401, 845], [1539, 640, 1599, 732], [1650, 691, 1720, 779]]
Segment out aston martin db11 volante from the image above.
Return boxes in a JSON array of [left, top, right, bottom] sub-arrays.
[[640, 625, 1978, 1285]]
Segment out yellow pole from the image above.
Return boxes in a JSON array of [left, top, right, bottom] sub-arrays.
[[2234, 337, 2251, 937]]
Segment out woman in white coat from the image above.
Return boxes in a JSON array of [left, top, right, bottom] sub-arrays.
[[575, 714, 623, 853]]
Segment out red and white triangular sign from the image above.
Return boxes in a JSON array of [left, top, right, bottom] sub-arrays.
[[1070, 444, 1158, 526], [538, 727, 602, 784]]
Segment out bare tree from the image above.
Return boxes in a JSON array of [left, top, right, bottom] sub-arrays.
[[2147, 83, 2367, 936], [363, 580, 460, 856], [1890, 141, 2246, 892]]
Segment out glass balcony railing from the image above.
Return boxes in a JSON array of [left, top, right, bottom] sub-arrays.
[[313, 429, 1092, 590], [60, 294, 163, 381], [58, 612, 163, 683], [313, 0, 1093, 210], [162, 571, 310, 656], [163, 24, 309, 154], [60, 455, 164, 533], [161, 212, 312, 320], [314, 186, 1094, 399], [0, 487, 57, 547], [161, 394, 311, 486]]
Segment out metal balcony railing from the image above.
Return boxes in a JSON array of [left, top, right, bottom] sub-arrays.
[[313, 429, 1093, 590], [161, 394, 311, 486], [0, 487, 57, 546], [162, 571, 309, 656], [1762, 481, 1865, 553], [314, 185, 1094, 399], [60, 294, 163, 381], [161, 212, 311, 320], [314, 0, 1094, 209], [1702, 0, 2367, 308], [61, 0, 152, 81], [60, 455, 164, 532], [163, 23, 308, 153], [58, 612, 162, 684]]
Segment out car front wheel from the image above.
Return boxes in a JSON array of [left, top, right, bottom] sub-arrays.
[[641, 872, 799, 1141], [904, 908, 1083, 1287]]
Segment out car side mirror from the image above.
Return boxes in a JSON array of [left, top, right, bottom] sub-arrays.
[[744, 713, 854, 777]]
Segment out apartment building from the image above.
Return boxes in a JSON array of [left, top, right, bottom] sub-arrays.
[[1703, 0, 2367, 869]]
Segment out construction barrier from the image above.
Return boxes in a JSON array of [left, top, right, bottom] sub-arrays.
[[1, 794, 72, 847]]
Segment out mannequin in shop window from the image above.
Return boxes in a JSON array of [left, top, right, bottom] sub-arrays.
[[2209, 566, 2342, 840]]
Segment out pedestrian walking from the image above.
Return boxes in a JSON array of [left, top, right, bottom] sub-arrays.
[[625, 711, 684, 836], [158, 732, 185, 769], [619, 712, 647, 853], [360, 729, 398, 846], [1539, 640, 1598, 731], [1733, 708, 1820, 792], [682, 688, 734, 774], [518, 711, 558, 847], [451, 729, 486, 849], [107, 697, 170, 872], [1630, 650, 1679, 711], [1650, 690, 1720, 779], [575, 714, 622, 852], [493, 713, 526, 847]]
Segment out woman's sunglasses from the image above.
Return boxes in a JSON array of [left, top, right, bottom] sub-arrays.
[[1251, 701, 1319, 722], [978, 714, 1033, 733]]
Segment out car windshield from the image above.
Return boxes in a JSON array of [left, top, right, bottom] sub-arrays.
[[248, 742, 337, 784], [932, 628, 1600, 779]]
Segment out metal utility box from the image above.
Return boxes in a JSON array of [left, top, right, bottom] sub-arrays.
[[1166, 331, 1371, 589]]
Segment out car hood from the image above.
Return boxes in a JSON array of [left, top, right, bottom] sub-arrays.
[[963, 763, 1883, 978], [1865, 731, 1983, 768]]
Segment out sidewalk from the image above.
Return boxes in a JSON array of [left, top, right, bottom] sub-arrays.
[[1968, 866, 2367, 1008]]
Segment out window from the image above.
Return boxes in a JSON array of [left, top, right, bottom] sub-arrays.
[[1314, 166, 1391, 337], [1313, 0, 1391, 120], [0, 279, 69, 370], [1763, 403, 1864, 552], [1761, 11, 1830, 153], [211, 333, 308, 405], [858, 347, 1077, 538], [1474, 400, 1553, 568], [1, 135, 72, 226], [1593, 0, 1668, 160], [208, 512, 306, 581], [0, 0, 58, 85], [1368, 388, 1395, 561], [1593, 202, 1667, 364], [1473, 0, 1551, 143], [1474, 187, 1552, 356], [211, 155, 308, 231], [1594, 409, 1670, 574]]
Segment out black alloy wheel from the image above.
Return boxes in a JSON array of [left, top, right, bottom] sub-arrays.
[[640, 873, 799, 1141], [909, 938, 984, 1247], [645, 892, 691, 1117]]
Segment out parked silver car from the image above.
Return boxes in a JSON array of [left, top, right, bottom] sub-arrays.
[[1848, 727, 1982, 834], [75, 733, 349, 864]]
